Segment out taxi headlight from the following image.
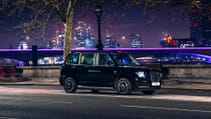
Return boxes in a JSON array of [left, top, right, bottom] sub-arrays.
[[135, 71, 145, 78]]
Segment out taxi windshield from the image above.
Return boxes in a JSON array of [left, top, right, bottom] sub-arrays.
[[110, 52, 140, 66]]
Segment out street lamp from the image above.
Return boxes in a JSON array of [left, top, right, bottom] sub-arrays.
[[94, 5, 103, 51]]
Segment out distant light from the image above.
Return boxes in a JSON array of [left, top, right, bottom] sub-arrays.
[[26, 36, 30, 40], [193, 23, 198, 27], [58, 34, 64, 38], [121, 36, 126, 40]]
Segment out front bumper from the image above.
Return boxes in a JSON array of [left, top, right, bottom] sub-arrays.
[[135, 80, 161, 90]]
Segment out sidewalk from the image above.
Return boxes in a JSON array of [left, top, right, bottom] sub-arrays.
[[162, 78, 211, 91], [0, 77, 211, 91], [0, 77, 59, 86]]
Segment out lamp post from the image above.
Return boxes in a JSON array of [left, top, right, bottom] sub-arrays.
[[94, 5, 103, 51]]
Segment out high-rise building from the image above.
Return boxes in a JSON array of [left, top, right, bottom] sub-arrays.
[[56, 34, 64, 48], [130, 33, 144, 48], [104, 32, 117, 48], [104, 33, 111, 48], [73, 21, 96, 48], [47, 38, 57, 49], [190, 0, 203, 45], [190, 0, 211, 46], [190, 6, 202, 44], [46, 30, 64, 49]]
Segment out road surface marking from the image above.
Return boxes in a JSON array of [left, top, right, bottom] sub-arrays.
[[0, 96, 73, 105], [120, 105, 211, 113], [0, 117, 18, 119], [49, 101, 73, 104], [29, 100, 73, 104]]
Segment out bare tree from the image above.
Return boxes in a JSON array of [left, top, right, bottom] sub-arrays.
[[0, 0, 77, 59], [0, 0, 210, 59]]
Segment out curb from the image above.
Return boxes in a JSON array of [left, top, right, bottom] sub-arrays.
[[1, 82, 211, 92], [0, 82, 60, 86], [162, 86, 211, 91], [0, 77, 60, 86], [1, 78, 211, 91]]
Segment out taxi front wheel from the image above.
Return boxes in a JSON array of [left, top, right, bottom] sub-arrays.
[[115, 78, 132, 95]]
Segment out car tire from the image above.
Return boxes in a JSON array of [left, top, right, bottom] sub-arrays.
[[63, 77, 77, 93], [115, 78, 132, 95], [142, 90, 155, 95]]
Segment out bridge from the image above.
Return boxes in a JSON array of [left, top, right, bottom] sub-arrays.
[[1, 47, 211, 64], [0, 49, 62, 61]]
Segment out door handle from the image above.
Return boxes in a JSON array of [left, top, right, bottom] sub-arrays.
[[88, 70, 101, 73], [114, 70, 117, 74]]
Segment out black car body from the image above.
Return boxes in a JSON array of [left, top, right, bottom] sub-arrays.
[[60, 51, 162, 95]]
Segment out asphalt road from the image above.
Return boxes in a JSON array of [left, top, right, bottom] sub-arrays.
[[0, 86, 211, 119]]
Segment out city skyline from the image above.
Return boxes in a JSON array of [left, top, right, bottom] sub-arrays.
[[0, 3, 191, 49]]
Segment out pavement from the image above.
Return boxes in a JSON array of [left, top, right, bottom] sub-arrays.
[[0, 77, 59, 86], [162, 78, 211, 91], [0, 77, 211, 91]]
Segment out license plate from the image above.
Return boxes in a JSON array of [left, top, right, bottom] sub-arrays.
[[152, 82, 160, 86]]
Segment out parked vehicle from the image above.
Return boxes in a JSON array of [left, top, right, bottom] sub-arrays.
[[59, 50, 162, 95]]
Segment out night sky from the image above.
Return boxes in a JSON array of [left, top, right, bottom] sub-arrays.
[[0, 3, 190, 49]]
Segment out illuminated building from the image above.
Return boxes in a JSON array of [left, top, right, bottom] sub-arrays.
[[160, 33, 177, 47], [73, 21, 96, 48], [104, 32, 117, 48], [190, 0, 203, 45], [47, 38, 57, 49], [175, 38, 195, 48], [160, 33, 195, 48], [104, 33, 111, 48], [56, 34, 64, 48], [47, 30, 64, 49], [190, 0, 211, 46], [131, 33, 144, 48], [17, 38, 29, 49]]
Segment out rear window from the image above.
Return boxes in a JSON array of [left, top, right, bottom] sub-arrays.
[[98, 53, 114, 66], [111, 53, 139, 66]]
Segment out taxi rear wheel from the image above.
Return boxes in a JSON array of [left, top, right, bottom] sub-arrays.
[[63, 77, 77, 93]]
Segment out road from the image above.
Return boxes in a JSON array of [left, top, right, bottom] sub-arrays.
[[0, 85, 211, 119]]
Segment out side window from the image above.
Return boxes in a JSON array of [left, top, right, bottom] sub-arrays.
[[111, 54, 121, 65], [98, 53, 114, 66], [80, 53, 95, 65], [66, 53, 79, 64]]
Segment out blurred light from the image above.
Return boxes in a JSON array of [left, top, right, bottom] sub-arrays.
[[26, 36, 30, 40], [121, 36, 126, 40]]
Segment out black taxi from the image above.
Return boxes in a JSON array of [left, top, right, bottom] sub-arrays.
[[59, 51, 162, 95]]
